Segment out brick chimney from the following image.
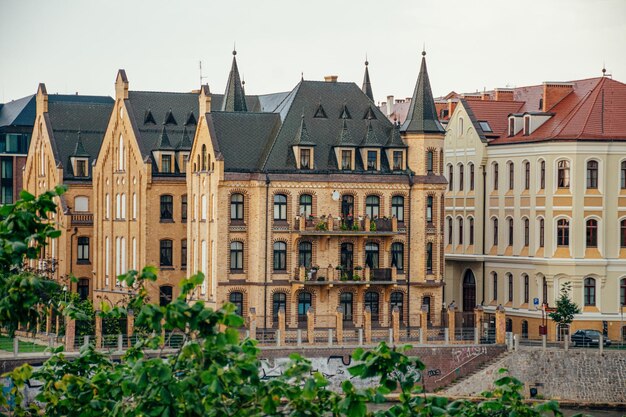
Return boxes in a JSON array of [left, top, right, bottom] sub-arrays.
[[324, 75, 338, 83], [386, 95, 394, 117], [448, 99, 457, 117], [462, 94, 482, 101], [542, 82, 573, 112], [481, 92, 491, 101], [494, 88, 514, 101]]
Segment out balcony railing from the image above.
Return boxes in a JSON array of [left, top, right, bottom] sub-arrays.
[[294, 215, 399, 234], [71, 212, 93, 226], [292, 265, 396, 284]]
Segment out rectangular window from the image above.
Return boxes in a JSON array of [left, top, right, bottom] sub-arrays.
[[160, 240, 173, 266], [181, 239, 187, 269], [392, 151, 403, 170], [300, 148, 311, 169], [341, 150, 352, 170], [0, 158, 13, 204], [181, 195, 188, 222], [161, 154, 172, 173], [77, 237, 89, 262], [367, 151, 377, 170], [76, 159, 87, 177]]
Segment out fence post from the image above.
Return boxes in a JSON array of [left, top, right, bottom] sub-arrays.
[[495, 305, 506, 345], [64, 318, 76, 352], [420, 310, 428, 335], [364, 307, 372, 344], [46, 306, 53, 334], [307, 307, 315, 345], [392, 306, 400, 344], [278, 307, 285, 346], [335, 308, 343, 345], [542, 334, 547, 350], [474, 327, 480, 344], [95, 311, 103, 349], [564, 335, 569, 351], [297, 329, 302, 346], [127, 309, 135, 347], [419, 327, 425, 344], [444, 328, 449, 345], [83, 335, 90, 349], [388, 328, 393, 344], [117, 334, 123, 351], [328, 329, 333, 346], [249, 308, 257, 341], [275, 330, 281, 347], [13, 337, 18, 356], [447, 305, 456, 343], [358, 328, 364, 345], [514, 334, 520, 351], [599, 334, 604, 354]]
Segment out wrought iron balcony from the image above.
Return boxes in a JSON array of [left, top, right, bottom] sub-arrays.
[[294, 215, 400, 236], [291, 265, 397, 285], [70, 212, 93, 226]]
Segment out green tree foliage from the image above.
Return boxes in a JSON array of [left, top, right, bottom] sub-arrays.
[[1, 189, 565, 416], [548, 282, 581, 327]]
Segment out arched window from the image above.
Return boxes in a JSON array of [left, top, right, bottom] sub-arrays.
[[273, 194, 287, 221], [365, 242, 379, 269], [557, 160, 570, 188], [181, 195, 187, 222], [132, 193, 137, 220], [201, 195, 207, 221], [201, 144, 207, 171], [390, 292, 404, 322], [521, 320, 529, 339], [298, 241, 312, 267], [392, 196, 404, 222], [621, 219, 626, 248], [507, 273, 513, 302], [340, 292, 354, 321], [272, 292, 287, 321], [159, 239, 173, 266], [448, 165, 454, 191], [586, 219, 598, 247], [340, 242, 354, 274], [181, 239, 187, 269], [539, 218, 545, 248], [458, 164, 464, 191], [118, 135, 125, 171], [365, 291, 380, 322], [365, 195, 380, 218], [426, 195, 433, 223], [229, 292, 243, 316], [458, 218, 464, 245], [492, 273, 498, 301], [493, 218, 499, 246], [508, 162, 514, 190], [524, 218, 530, 247], [298, 292, 312, 321], [458, 117, 464, 135], [273, 242, 287, 271], [120, 193, 126, 219], [391, 242, 404, 271], [586, 160, 598, 189], [524, 161, 530, 190], [160, 195, 173, 221], [77, 278, 89, 301], [230, 193, 244, 221], [540, 160, 546, 189], [621, 278, 626, 307], [523, 274, 529, 304], [426, 242, 433, 273], [105, 193, 110, 219], [557, 219, 569, 246], [584, 277, 596, 306], [508, 218, 514, 246], [426, 151, 434, 173], [299, 194, 312, 218], [469, 163, 475, 190], [447, 217, 453, 244], [621, 161, 626, 189], [493, 163, 499, 190], [469, 218, 475, 245], [159, 285, 173, 306], [230, 242, 243, 271]]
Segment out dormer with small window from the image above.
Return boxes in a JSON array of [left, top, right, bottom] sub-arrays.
[[70, 132, 90, 178], [359, 120, 384, 171], [291, 116, 316, 170], [384, 126, 407, 171], [176, 123, 193, 174], [152, 125, 176, 174], [334, 119, 358, 170], [507, 114, 524, 136], [522, 112, 553, 136]]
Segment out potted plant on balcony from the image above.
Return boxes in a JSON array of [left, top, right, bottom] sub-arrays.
[[315, 221, 328, 231], [340, 222, 349, 231], [370, 220, 377, 231], [351, 222, 360, 231]]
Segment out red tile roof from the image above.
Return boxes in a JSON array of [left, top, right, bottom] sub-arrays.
[[474, 77, 626, 145]]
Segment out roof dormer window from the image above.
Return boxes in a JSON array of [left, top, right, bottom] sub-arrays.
[[161, 154, 172, 173], [392, 151, 403, 171], [74, 158, 88, 177], [479, 121, 492, 133], [367, 150, 377, 170], [523, 116, 530, 136], [300, 148, 312, 169], [341, 150, 352, 170], [508, 117, 515, 137]]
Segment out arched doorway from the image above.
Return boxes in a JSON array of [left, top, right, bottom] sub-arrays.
[[462, 270, 477, 328]]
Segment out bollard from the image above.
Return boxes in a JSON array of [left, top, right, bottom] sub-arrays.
[[599, 335, 604, 354], [49, 335, 54, 348], [276, 330, 281, 347], [328, 329, 333, 346], [84, 335, 90, 348], [358, 328, 364, 345], [474, 327, 479, 345], [564, 336, 569, 351], [297, 329, 302, 346], [444, 328, 449, 345], [389, 328, 393, 344], [542, 334, 547, 350], [245, 330, 250, 339], [514, 334, 520, 351], [420, 327, 425, 344], [13, 337, 18, 357], [118, 334, 123, 351]]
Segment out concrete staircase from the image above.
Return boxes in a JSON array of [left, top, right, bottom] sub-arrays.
[[438, 350, 511, 395]]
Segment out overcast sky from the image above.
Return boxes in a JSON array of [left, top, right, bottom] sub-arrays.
[[1, 0, 625, 104]]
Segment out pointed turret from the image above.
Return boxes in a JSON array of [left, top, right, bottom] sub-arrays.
[[360, 120, 383, 147], [292, 115, 316, 146], [336, 119, 359, 146], [156, 125, 174, 150], [362, 59, 374, 101], [385, 124, 407, 148], [401, 51, 443, 134], [177, 126, 193, 150], [221, 50, 248, 112], [72, 131, 90, 156]]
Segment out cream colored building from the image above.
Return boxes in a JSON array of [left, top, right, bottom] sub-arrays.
[[443, 77, 626, 341]]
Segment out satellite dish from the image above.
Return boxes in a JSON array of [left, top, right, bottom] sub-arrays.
[[331, 190, 340, 201]]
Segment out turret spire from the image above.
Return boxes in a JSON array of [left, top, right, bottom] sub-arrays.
[[400, 49, 443, 134], [222, 49, 248, 112], [361, 57, 374, 102]]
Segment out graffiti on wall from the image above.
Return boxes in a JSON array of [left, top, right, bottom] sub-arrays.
[[451, 346, 486, 364]]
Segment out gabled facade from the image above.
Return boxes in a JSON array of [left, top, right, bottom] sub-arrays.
[[23, 84, 114, 300], [443, 76, 626, 341]]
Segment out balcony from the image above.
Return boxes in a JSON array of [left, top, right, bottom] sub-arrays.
[[294, 215, 400, 236], [71, 212, 93, 226], [292, 265, 398, 286]]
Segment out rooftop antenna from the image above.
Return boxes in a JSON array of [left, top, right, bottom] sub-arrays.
[[602, 62, 612, 78], [199, 61, 208, 86]]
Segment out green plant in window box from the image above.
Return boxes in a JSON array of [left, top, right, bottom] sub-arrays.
[[351, 222, 360, 231], [352, 274, 361, 281], [340, 222, 349, 231], [370, 220, 377, 231], [315, 221, 328, 231]]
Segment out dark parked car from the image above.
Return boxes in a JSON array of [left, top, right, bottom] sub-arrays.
[[571, 329, 611, 347]]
